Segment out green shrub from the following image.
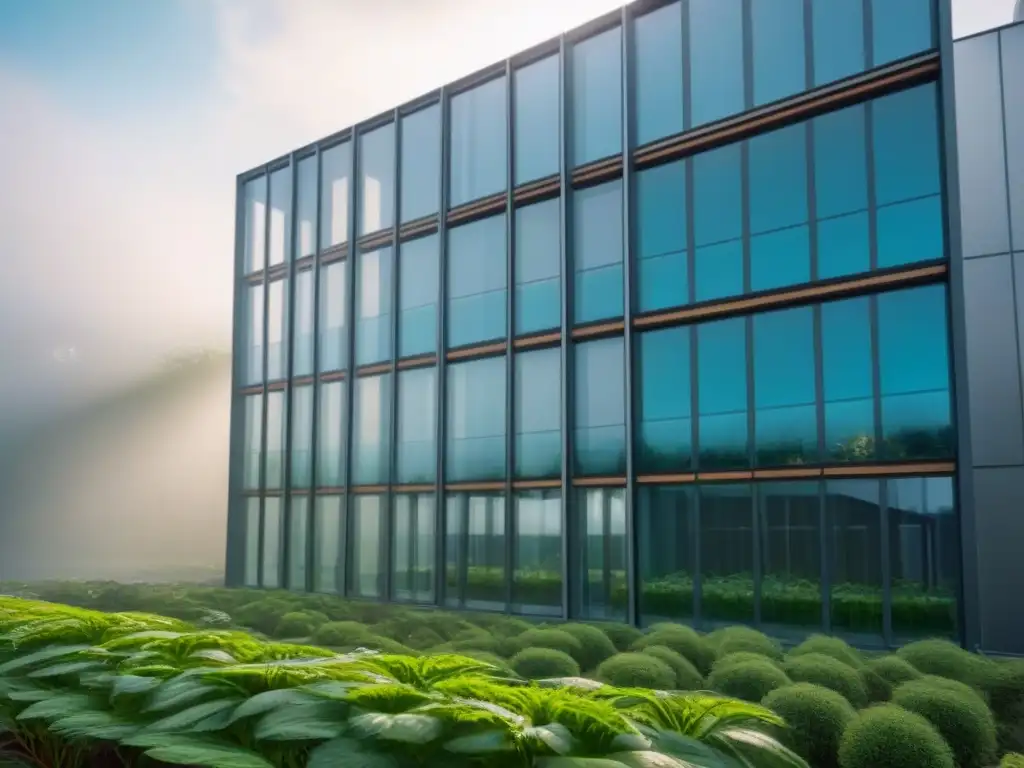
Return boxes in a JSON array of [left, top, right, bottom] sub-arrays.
[[859, 665, 892, 703], [311, 620, 375, 648], [449, 633, 503, 655], [838, 704, 954, 768], [507, 628, 582, 659], [783, 653, 868, 708], [632, 625, 716, 675], [706, 659, 791, 703], [596, 621, 644, 651], [558, 623, 617, 671], [789, 634, 863, 668], [707, 625, 783, 661], [896, 638, 991, 688], [454, 650, 512, 671], [233, 597, 296, 634], [641, 645, 704, 690], [401, 626, 446, 650], [711, 651, 784, 674], [762, 683, 856, 768], [983, 658, 1024, 723], [510, 648, 580, 680], [892, 676, 998, 768], [596, 652, 677, 690], [866, 655, 923, 687], [1002, 754, 1024, 768], [272, 611, 321, 639], [478, 616, 533, 638]]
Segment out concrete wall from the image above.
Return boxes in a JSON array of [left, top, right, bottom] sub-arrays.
[[952, 21, 1024, 654]]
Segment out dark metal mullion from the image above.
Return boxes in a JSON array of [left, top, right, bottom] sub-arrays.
[[558, 34, 574, 622], [257, 168, 271, 589], [741, 129, 758, 624], [282, 152, 298, 591], [803, 0, 815, 93], [818, 479, 831, 633], [880, 477, 894, 646], [434, 86, 451, 606], [752, 480, 763, 629], [226, 176, 249, 588], [863, 0, 875, 70], [342, 136, 360, 597], [504, 60, 516, 614], [385, 110, 402, 603], [306, 148, 323, 594]]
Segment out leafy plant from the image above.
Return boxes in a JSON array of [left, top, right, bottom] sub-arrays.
[[762, 683, 856, 768], [706, 660, 791, 703], [838, 704, 954, 768]]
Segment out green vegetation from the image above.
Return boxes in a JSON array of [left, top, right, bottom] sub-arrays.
[[762, 683, 856, 768], [595, 652, 676, 690], [783, 653, 870, 708], [707, 625, 784, 660], [509, 647, 579, 680], [706, 659, 792, 703], [632, 624, 716, 675], [789, 634, 864, 669], [639, 645, 703, 690], [838, 704, 955, 768]]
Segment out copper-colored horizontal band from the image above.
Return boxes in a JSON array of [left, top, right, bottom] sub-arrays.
[[266, 380, 287, 392], [572, 476, 627, 487], [514, 177, 560, 205], [822, 462, 955, 477], [446, 341, 506, 361], [317, 486, 346, 495], [572, 320, 625, 339], [357, 230, 394, 252], [514, 332, 561, 349], [635, 461, 956, 485], [753, 467, 823, 479], [319, 369, 347, 382], [399, 215, 439, 241], [445, 482, 505, 492], [292, 375, 314, 387], [513, 479, 563, 490], [571, 157, 623, 187], [394, 484, 436, 493], [239, 385, 263, 396], [633, 263, 947, 329], [447, 193, 506, 226], [698, 471, 754, 482], [290, 488, 311, 495], [356, 362, 392, 377], [637, 473, 697, 484], [397, 354, 437, 370], [635, 53, 939, 168], [352, 485, 388, 494]]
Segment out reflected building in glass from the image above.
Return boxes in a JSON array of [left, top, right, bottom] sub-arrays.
[[227, 0, 1024, 653]]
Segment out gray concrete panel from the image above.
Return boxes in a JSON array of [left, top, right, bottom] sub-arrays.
[[973, 465, 1024, 654], [1002, 25, 1024, 251]]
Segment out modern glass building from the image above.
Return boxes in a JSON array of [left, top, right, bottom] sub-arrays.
[[226, 0, 1024, 653]]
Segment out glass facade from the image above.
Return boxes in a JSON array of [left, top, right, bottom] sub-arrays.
[[231, 0, 959, 645]]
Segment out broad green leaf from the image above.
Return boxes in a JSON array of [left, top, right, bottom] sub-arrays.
[[252, 701, 347, 741], [611, 733, 654, 752], [49, 710, 140, 741], [605, 752, 702, 768], [191, 706, 238, 733], [145, 698, 241, 733], [649, 731, 742, 768], [444, 729, 514, 754], [0, 750, 36, 768], [15, 693, 92, 722], [145, 677, 220, 713], [537, 677, 606, 691], [191, 649, 237, 665], [7, 689, 53, 702], [348, 711, 443, 744], [307, 737, 400, 768], [303, 680, 369, 701], [536, 759, 629, 768], [139, 735, 274, 768], [28, 660, 106, 678], [711, 728, 809, 768], [112, 674, 163, 697], [227, 687, 318, 724], [0, 644, 91, 674], [524, 723, 576, 755]]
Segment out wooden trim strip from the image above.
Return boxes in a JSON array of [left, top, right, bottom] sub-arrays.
[[356, 362, 392, 377], [351, 485, 388, 494], [822, 462, 955, 477], [290, 488, 312, 495], [446, 341, 506, 361], [397, 354, 437, 370], [444, 482, 506, 492], [393, 484, 436, 493], [292, 375, 315, 387], [265, 380, 287, 392], [698, 471, 754, 482], [318, 369, 347, 383], [357, 230, 394, 252], [317, 486, 347, 495], [399, 216, 439, 241], [637, 473, 697, 484], [634, 461, 955, 484], [513, 177, 560, 204], [572, 476, 627, 487], [753, 467, 823, 479], [514, 331, 561, 349], [633, 263, 947, 329], [446, 193, 506, 225], [512, 479, 563, 490], [572, 320, 625, 339], [571, 157, 624, 187]]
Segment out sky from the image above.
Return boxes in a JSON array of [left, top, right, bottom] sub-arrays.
[[0, 0, 1016, 432]]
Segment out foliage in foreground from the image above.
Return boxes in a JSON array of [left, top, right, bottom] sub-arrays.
[[0, 596, 809, 768]]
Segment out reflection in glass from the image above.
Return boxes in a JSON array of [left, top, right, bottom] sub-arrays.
[[320, 143, 351, 249], [358, 123, 395, 235], [446, 493, 506, 611], [243, 176, 265, 273], [751, 0, 805, 106], [288, 495, 309, 591], [826, 480, 883, 639], [396, 367, 436, 484], [636, 160, 687, 312], [399, 234, 439, 357], [353, 374, 391, 485], [266, 279, 287, 381], [514, 56, 560, 185], [574, 180, 623, 323], [393, 494, 435, 603], [314, 496, 344, 593], [572, 488, 627, 621], [448, 214, 506, 347], [296, 156, 316, 258], [243, 394, 262, 491], [290, 385, 313, 488], [637, 486, 693, 624], [244, 498, 260, 587], [572, 27, 622, 166], [636, 327, 691, 473], [447, 357, 506, 482], [265, 391, 286, 490], [515, 348, 561, 479], [356, 248, 393, 365], [700, 484, 753, 626], [319, 260, 347, 372], [262, 497, 283, 589], [634, 2, 684, 145], [575, 337, 625, 476], [513, 491, 563, 615], [872, 0, 934, 69], [690, 0, 745, 127], [697, 318, 748, 470], [822, 297, 875, 462], [450, 77, 507, 207], [401, 104, 440, 222], [317, 381, 346, 487], [350, 495, 385, 598], [694, 145, 742, 301], [758, 482, 821, 635], [243, 284, 263, 385], [514, 199, 561, 334], [268, 166, 291, 266], [812, 0, 865, 87], [293, 269, 314, 376]]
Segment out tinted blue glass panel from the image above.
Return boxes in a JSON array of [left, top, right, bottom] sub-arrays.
[[812, 0, 865, 86], [320, 143, 350, 249], [355, 247, 392, 365], [319, 260, 347, 372], [296, 155, 317, 258], [352, 374, 391, 485], [399, 234, 439, 357], [697, 317, 747, 469], [265, 393, 286, 490], [350, 495, 384, 598], [293, 269, 314, 377], [818, 212, 870, 279], [400, 104, 440, 223], [695, 240, 744, 303], [751, 0, 806, 106], [573, 487, 627, 621], [637, 327, 692, 472], [268, 166, 290, 266], [243, 394, 261, 490], [636, 161, 687, 312], [876, 196, 945, 268], [690, 0, 745, 127], [877, 285, 952, 459], [317, 381, 346, 487], [266, 279, 287, 381], [750, 225, 811, 292], [635, 2, 684, 145], [515, 199, 561, 334], [753, 307, 817, 466], [358, 123, 395, 235], [872, 0, 934, 68], [575, 337, 626, 475], [572, 26, 623, 166], [515, 347, 562, 478], [448, 214, 507, 347], [574, 180, 624, 324], [243, 176, 265, 273], [291, 385, 314, 489], [450, 76, 507, 207], [750, 124, 808, 234], [814, 103, 868, 219], [699, 484, 754, 625], [243, 284, 263, 385], [694, 144, 742, 246], [514, 56, 560, 185], [396, 367, 436, 483], [822, 297, 875, 461], [873, 85, 940, 207], [447, 356, 506, 481]]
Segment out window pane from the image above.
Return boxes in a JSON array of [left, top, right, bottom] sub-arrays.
[[447, 356, 506, 482], [827, 480, 883, 640], [320, 142, 351, 249], [450, 76, 507, 207], [392, 494, 436, 603], [399, 234, 439, 357], [698, 317, 748, 470], [690, 0, 745, 127], [872, 0, 934, 69], [636, 327, 691, 473], [514, 490, 563, 615], [751, 0, 806, 106], [877, 196, 945, 269], [637, 486, 694, 624], [514, 56, 560, 185], [314, 496, 344, 593], [822, 297, 876, 462], [288, 495, 309, 591], [515, 347, 561, 479], [293, 269, 314, 376], [401, 104, 440, 222], [268, 166, 291, 267], [317, 381, 346, 487], [575, 337, 625, 476], [878, 285, 952, 459], [813, 0, 865, 86], [572, 27, 622, 166], [758, 482, 822, 636], [448, 214, 507, 347], [888, 476, 959, 640], [244, 498, 260, 587], [754, 307, 817, 466], [636, 160, 687, 312], [359, 123, 395, 235], [266, 279, 288, 380], [814, 103, 868, 219], [514, 199, 561, 334], [350, 494, 385, 598], [356, 247, 393, 365], [243, 394, 262, 490], [635, 2, 684, 145], [265, 391, 286, 489], [319, 260, 347, 372], [873, 85, 940, 207], [353, 374, 391, 485], [572, 488, 627, 621], [694, 144, 742, 301], [296, 156, 316, 258], [243, 175, 266, 274], [445, 493, 506, 611], [243, 284, 263, 385], [291, 385, 314, 488], [262, 497, 283, 589], [397, 367, 437, 484], [700, 484, 754, 626], [574, 179, 623, 323]]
